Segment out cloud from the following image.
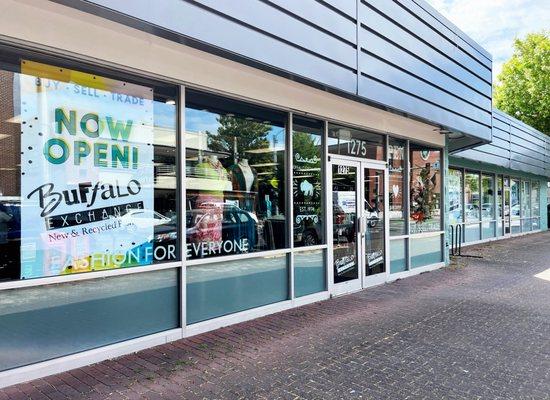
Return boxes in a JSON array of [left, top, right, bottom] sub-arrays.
[[425, 0, 550, 79]]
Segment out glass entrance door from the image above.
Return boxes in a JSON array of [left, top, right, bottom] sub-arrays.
[[330, 158, 387, 295], [331, 161, 360, 290], [362, 167, 385, 282]]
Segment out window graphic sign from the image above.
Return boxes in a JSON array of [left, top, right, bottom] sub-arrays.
[[19, 60, 155, 279]]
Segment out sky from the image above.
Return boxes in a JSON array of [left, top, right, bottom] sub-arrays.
[[426, 0, 550, 80]]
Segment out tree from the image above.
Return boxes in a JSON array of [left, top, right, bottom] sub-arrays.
[[494, 31, 550, 134]]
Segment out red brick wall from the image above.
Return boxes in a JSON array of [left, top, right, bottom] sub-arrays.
[[0, 70, 21, 197]]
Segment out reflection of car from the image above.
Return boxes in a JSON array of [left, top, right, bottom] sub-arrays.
[[120, 209, 171, 230], [465, 203, 479, 218], [153, 223, 177, 244], [364, 198, 380, 228], [511, 204, 520, 216], [333, 204, 355, 244], [186, 204, 258, 254], [481, 203, 493, 218], [294, 218, 322, 246]]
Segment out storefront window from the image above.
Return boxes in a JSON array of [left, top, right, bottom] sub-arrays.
[[532, 181, 540, 218], [409, 145, 441, 233], [448, 169, 463, 225], [481, 175, 494, 220], [388, 138, 405, 236], [465, 172, 480, 222], [510, 178, 521, 234], [327, 124, 384, 160], [185, 90, 287, 259], [497, 176, 504, 235], [521, 180, 531, 218], [293, 117, 323, 247], [0, 55, 178, 282]]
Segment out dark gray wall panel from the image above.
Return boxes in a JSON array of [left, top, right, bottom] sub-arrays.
[[266, 0, 357, 44], [410, 0, 491, 66], [454, 108, 550, 177], [357, 0, 492, 143], [192, 0, 357, 69], [358, 6, 490, 97], [362, 31, 491, 110], [323, 0, 357, 19], [397, 0, 491, 70], [359, 52, 491, 125], [456, 149, 509, 168], [57, 0, 495, 148], [364, 0, 490, 81], [66, 0, 358, 93], [358, 75, 490, 138]]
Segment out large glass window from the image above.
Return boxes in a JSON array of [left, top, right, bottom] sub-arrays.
[[531, 181, 540, 230], [521, 180, 531, 218], [185, 90, 287, 259], [293, 117, 323, 247], [497, 176, 504, 235], [511, 178, 521, 234], [327, 124, 384, 160], [481, 174, 495, 220], [532, 181, 540, 218], [0, 52, 178, 282], [388, 139, 405, 235], [409, 145, 441, 233], [448, 169, 463, 225], [465, 172, 481, 222]]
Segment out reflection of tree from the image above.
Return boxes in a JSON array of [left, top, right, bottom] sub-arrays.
[[207, 115, 271, 164], [466, 174, 479, 192], [293, 131, 321, 221], [293, 132, 320, 162], [206, 115, 285, 214]]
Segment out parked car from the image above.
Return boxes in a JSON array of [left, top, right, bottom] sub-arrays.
[[120, 209, 171, 231], [186, 204, 258, 255]]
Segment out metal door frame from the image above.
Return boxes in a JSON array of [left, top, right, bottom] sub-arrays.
[[328, 156, 389, 296]]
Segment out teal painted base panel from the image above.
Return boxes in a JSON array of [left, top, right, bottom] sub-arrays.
[[464, 224, 480, 242], [187, 255, 288, 324], [390, 239, 407, 273], [411, 236, 443, 269], [0, 269, 179, 372], [294, 250, 326, 298]]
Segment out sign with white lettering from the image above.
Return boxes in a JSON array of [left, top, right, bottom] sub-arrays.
[[19, 60, 155, 278]]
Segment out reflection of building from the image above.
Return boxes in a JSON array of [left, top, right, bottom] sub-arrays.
[[0, 71, 19, 197]]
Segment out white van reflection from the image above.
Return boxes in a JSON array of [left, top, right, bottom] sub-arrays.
[[119, 209, 171, 231]]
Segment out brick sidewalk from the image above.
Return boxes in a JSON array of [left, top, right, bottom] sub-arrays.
[[2, 232, 550, 399]]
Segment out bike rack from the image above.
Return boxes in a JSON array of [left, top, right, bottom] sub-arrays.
[[449, 224, 462, 256], [449, 224, 483, 258]]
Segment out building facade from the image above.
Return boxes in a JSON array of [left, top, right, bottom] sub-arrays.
[[0, 0, 548, 388]]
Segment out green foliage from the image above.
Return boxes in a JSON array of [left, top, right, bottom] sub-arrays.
[[494, 31, 550, 134]]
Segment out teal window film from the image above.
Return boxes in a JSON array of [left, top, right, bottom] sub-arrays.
[[482, 221, 496, 239], [448, 169, 463, 226], [294, 249, 326, 297], [0, 268, 179, 372], [388, 139, 406, 236], [390, 239, 407, 273], [465, 171, 480, 223], [410, 235, 442, 268], [511, 178, 521, 234], [464, 223, 481, 242], [186, 254, 288, 324]]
